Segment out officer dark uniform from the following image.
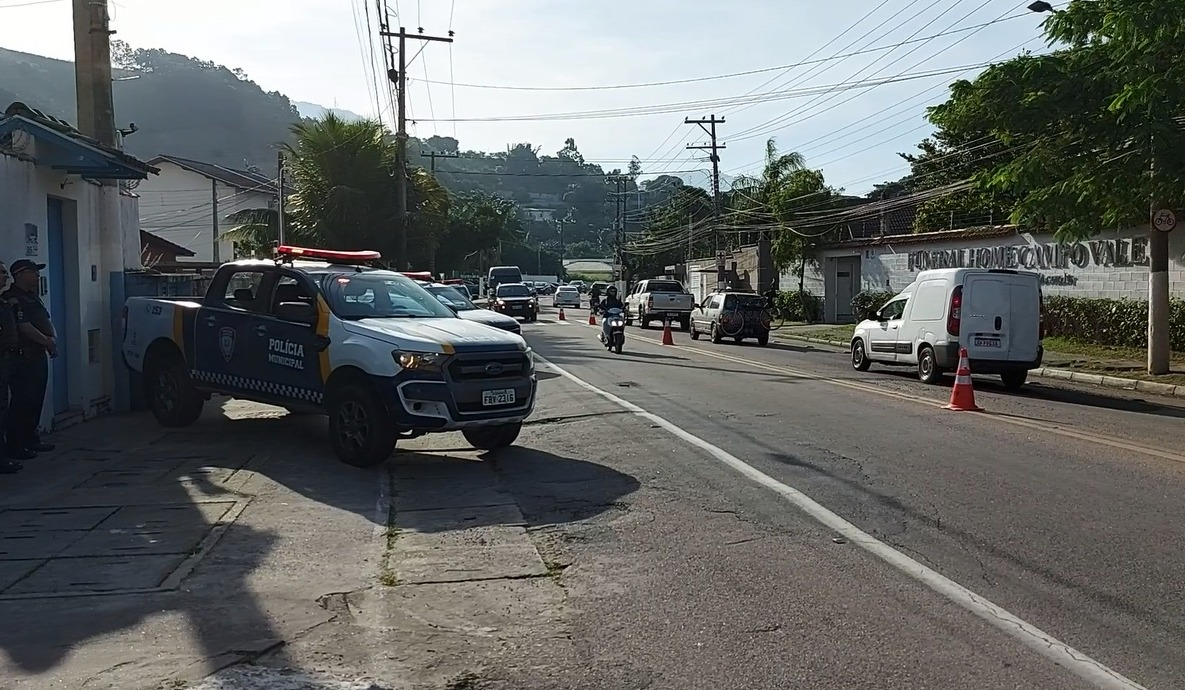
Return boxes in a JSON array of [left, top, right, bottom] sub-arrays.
[[0, 262, 21, 474], [3, 259, 56, 459]]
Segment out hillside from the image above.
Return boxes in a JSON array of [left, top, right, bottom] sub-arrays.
[[0, 43, 643, 254]]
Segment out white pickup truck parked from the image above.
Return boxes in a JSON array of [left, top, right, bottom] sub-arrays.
[[121, 246, 537, 467], [624, 278, 696, 330]]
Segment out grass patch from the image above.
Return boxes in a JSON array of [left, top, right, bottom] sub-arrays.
[[775, 325, 852, 344], [379, 469, 399, 587], [1041, 336, 1185, 385]]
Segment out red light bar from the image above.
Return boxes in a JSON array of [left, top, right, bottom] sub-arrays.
[[401, 271, 435, 281], [276, 245, 382, 263]]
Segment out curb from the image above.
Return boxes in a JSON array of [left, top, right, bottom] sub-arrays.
[[774, 333, 1185, 400]]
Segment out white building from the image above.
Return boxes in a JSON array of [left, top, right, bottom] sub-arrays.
[[137, 154, 288, 263], [792, 225, 1185, 323], [0, 102, 157, 431]]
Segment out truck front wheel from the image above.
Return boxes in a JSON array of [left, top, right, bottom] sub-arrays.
[[146, 354, 204, 427], [327, 383, 397, 467], [463, 422, 522, 451]]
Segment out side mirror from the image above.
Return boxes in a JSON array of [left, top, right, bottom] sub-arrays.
[[277, 301, 317, 325]]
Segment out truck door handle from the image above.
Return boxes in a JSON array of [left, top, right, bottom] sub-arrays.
[[254, 325, 268, 336], [204, 316, 216, 326], [890, 324, 899, 329], [994, 316, 1002, 330]]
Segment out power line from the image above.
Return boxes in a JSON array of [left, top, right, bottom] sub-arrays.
[[404, 12, 1030, 93], [415, 63, 1000, 123]]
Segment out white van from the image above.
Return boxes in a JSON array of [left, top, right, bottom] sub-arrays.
[[850, 268, 1044, 389]]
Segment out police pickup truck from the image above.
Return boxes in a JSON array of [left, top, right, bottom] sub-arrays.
[[121, 246, 537, 467]]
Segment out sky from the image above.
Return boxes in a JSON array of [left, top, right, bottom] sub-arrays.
[[0, 0, 1057, 196]]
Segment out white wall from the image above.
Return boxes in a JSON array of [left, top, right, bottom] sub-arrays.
[[136, 161, 273, 263], [0, 154, 121, 429], [785, 227, 1185, 323]]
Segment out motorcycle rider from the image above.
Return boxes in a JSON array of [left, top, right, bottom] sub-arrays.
[[598, 285, 625, 343], [589, 283, 603, 312]]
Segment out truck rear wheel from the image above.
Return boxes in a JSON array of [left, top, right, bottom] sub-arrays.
[[327, 383, 397, 467], [146, 354, 204, 427], [463, 422, 522, 451]]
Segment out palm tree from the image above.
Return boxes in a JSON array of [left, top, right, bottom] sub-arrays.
[[219, 207, 307, 258], [728, 138, 807, 245], [282, 114, 399, 255]]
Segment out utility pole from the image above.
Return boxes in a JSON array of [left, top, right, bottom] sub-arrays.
[[382, 26, 454, 270], [686, 115, 726, 288], [555, 215, 574, 276], [420, 150, 459, 172], [211, 178, 220, 262], [276, 151, 286, 246], [606, 174, 630, 285], [73, 0, 116, 148], [1148, 128, 1172, 374]]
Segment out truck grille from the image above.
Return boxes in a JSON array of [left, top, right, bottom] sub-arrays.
[[448, 353, 530, 381]]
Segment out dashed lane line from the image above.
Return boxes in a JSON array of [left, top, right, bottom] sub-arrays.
[[534, 354, 1147, 690], [532, 317, 1185, 466]]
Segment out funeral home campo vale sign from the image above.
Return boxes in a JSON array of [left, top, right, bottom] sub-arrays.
[[906, 237, 1150, 286]]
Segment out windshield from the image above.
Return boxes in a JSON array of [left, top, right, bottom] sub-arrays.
[[724, 294, 768, 310], [322, 272, 456, 319], [425, 285, 477, 311], [496, 284, 532, 298]]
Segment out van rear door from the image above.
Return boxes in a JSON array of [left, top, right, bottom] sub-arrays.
[[1005, 272, 1041, 362], [961, 272, 1012, 361]]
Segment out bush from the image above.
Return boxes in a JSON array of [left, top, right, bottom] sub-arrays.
[[773, 290, 823, 323], [1042, 296, 1185, 351], [851, 290, 897, 317]]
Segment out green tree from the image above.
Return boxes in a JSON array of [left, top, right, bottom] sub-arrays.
[[219, 208, 306, 258], [924, 0, 1185, 238], [436, 191, 523, 273]]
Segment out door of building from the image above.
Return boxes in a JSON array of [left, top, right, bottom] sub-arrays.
[[45, 198, 70, 414], [833, 256, 861, 323]]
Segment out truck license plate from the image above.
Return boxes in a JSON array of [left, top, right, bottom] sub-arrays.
[[973, 337, 1001, 348], [482, 388, 516, 406]]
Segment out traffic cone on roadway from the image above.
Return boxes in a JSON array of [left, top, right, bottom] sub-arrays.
[[558, 307, 565, 321], [588, 311, 596, 325], [944, 347, 983, 412], [661, 319, 674, 346]]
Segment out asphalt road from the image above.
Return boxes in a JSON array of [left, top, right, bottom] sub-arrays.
[[477, 303, 1185, 689]]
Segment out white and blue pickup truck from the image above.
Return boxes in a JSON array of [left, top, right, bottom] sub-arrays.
[[121, 246, 538, 467]]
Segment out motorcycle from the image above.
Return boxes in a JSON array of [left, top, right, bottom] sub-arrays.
[[598, 307, 626, 354]]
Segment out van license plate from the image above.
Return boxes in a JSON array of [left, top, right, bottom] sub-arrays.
[[482, 388, 516, 406], [973, 337, 1001, 348]]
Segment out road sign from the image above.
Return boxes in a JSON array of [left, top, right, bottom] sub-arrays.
[[715, 250, 730, 267], [1153, 208, 1177, 232]]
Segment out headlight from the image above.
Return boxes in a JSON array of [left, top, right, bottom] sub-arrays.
[[393, 350, 445, 372], [524, 348, 535, 373]]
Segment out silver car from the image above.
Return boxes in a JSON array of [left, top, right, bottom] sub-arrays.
[[553, 286, 581, 308]]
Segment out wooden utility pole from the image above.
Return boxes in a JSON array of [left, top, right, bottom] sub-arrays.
[[276, 151, 286, 246], [72, 0, 116, 147], [685, 116, 726, 288], [606, 174, 630, 284], [420, 150, 459, 172], [382, 26, 454, 270], [211, 178, 220, 262]]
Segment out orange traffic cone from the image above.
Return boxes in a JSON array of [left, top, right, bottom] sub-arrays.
[[588, 311, 596, 326], [661, 319, 674, 345], [944, 347, 983, 412], [558, 307, 566, 321]]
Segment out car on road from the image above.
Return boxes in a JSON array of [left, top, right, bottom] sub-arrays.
[[490, 282, 539, 321], [422, 283, 521, 334], [850, 267, 1044, 389], [690, 290, 771, 346], [625, 278, 696, 330], [121, 246, 537, 467], [553, 285, 581, 308]]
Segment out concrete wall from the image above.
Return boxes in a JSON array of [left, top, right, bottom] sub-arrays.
[[0, 154, 139, 430], [687, 245, 760, 305], [136, 161, 272, 263], [787, 226, 1185, 323]]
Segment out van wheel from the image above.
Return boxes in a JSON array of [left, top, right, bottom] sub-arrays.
[[327, 383, 397, 467], [851, 339, 871, 371], [463, 422, 522, 451], [146, 355, 205, 427], [917, 346, 943, 384], [1000, 370, 1028, 391], [710, 323, 723, 344]]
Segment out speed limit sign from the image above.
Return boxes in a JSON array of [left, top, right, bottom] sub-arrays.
[[1153, 208, 1177, 232]]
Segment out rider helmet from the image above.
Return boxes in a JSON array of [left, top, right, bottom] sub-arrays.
[[606, 285, 618, 296]]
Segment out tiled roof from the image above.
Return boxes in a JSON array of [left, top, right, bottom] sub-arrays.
[[149, 154, 293, 195], [2, 101, 159, 176], [140, 230, 196, 257]]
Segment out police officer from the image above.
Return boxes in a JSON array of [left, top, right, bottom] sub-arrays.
[[3, 259, 56, 459], [0, 262, 21, 474]]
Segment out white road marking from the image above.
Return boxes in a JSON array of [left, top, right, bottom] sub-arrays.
[[534, 354, 1147, 690]]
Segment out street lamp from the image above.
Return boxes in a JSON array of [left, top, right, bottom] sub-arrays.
[[1027, 1, 1054, 13]]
